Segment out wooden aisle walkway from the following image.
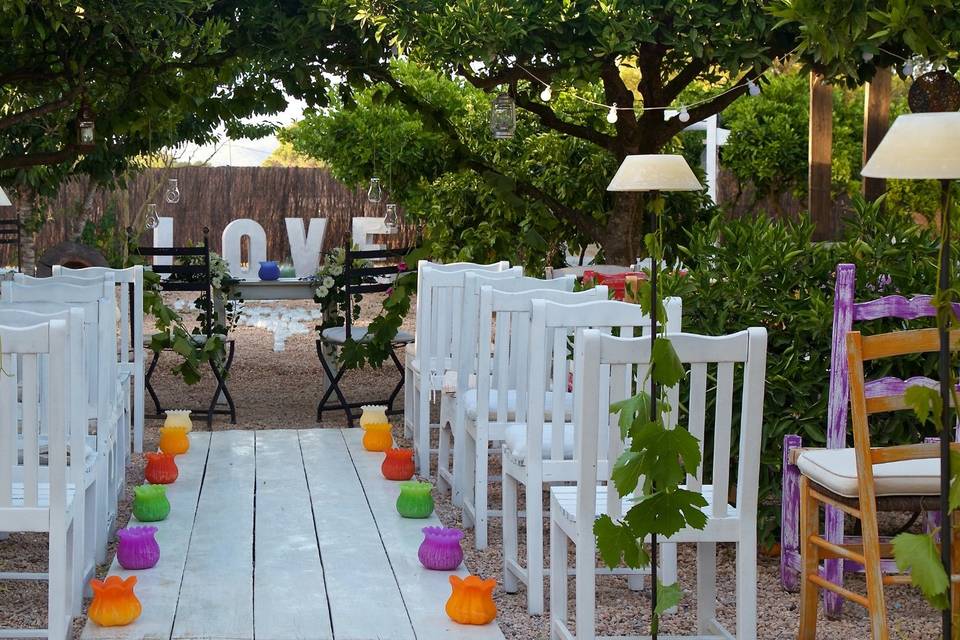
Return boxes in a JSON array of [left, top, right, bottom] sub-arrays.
[[81, 429, 505, 640]]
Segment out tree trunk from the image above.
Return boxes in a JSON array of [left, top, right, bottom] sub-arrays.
[[69, 178, 99, 241], [17, 199, 36, 275], [598, 190, 646, 265]]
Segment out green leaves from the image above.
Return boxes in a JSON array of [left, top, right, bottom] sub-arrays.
[[654, 580, 683, 617], [892, 532, 950, 609], [904, 384, 942, 430], [593, 514, 648, 569], [651, 337, 684, 387]]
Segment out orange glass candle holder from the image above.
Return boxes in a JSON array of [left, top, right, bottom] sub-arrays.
[[159, 426, 190, 455], [445, 575, 497, 625], [381, 448, 415, 481], [362, 422, 392, 452], [88, 576, 142, 627], [144, 452, 178, 484]]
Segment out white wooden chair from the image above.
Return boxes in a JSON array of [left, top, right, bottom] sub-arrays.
[[53, 265, 145, 453], [0, 306, 102, 591], [1, 278, 124, 562], [436, 273, 577, 505], [502, 297, 682, 614], [460, 285, 608, 549], [405, 261, 517, 476], [0, 318, 86, 639], [545, 264, 629, 279], [550, 327, 767, 640]]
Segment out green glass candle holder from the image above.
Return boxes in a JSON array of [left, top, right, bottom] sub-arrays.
[[132, 484, 170, 522], [396, 481, 434, 519]]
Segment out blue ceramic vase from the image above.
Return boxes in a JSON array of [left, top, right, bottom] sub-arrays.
[[258, 260, 280, 281]]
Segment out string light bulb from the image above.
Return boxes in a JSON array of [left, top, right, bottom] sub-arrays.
[[678, 106, 690, 123], [862, 51, 874, 62], [748, 80, 761, 96], [606, 103, 618, 124], [902, 60, 914, 76], [540, 85, 552, 102]]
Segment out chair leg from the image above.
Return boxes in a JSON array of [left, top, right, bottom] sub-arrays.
[[574, 521, 596, 640], [48, 517, 69, 640], [861, 523, 889, 638], [526, 475, 545, 615], [781, 434, 802, 592], [798, 477, 821, 640], [316, 341, 355, 427], [416, 385, 431, 476], [403, 359, 414, 438], [207, 346, 236, 428], [385, 348, 405, 412], [145, 349, 163, 415], [462, 426, 476, 529], [473, 426, 489, 550], [736, 533, 758, 640], [502, 467, 520, 594], [437, 406, 452, 496], [549, 515, 568, 640], [452, 406, 466, 507], [823, 503, 846, 618], [696, 542, 717, 634]]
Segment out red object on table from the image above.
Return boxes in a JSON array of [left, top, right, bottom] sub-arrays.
[[581, 270, 648, 301]]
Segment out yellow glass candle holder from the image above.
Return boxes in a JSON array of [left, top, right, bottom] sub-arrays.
[[159, 426, 190, 455], [362, 422, 392, 452], [163, 409, 193, 433]]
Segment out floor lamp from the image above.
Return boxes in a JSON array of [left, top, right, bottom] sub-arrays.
[[862, 110, 960, 638], [607, 154, 703, 637]]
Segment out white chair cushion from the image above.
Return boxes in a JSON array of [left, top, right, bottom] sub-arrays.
[[797, 447, 940, 498], [462, 389, 574, 421], [504, 423, 574, 459], [321, 326, 414, 344]]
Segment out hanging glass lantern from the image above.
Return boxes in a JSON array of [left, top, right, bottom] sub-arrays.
[[367, 177, 383, 203], [384, 203, 399, 232], [76, 102, 95, 148], [490, 93, 516, 139], [164, 178, 180, 204], [145, 203, 160, 230]]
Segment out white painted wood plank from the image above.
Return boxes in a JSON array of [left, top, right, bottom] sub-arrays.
[[341, 429, 505, 640], [253, 430, 333, 640], [172, 430, 255, 640], [81, 432, 211, 640], [298, 429, 415, 640]]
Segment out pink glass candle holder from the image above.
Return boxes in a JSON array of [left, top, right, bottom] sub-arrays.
[[418, 526, 464, 571], [116, 526, 160, 570]]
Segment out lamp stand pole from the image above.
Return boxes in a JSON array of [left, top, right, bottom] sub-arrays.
[[939, 178, 954, 640], [648, 191, 660, 640]]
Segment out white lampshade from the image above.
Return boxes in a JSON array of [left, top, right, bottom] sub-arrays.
[[607, 154, 703, 192], [0, 187, 10, 207], [862, 112, 960, 180]]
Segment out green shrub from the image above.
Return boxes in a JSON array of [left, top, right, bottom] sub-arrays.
[[668, 195, 941, 544]]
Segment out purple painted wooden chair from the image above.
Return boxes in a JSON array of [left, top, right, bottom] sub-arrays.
[[781, 262, 950, 617]]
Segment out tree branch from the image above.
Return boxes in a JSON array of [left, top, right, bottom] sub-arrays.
[[0, 146, 78, 170], [661, 59, 708, 103], [373, 70, 599, 241], [513, 92, 617, 150], [658, 75, 751, 141], [0, 85, 83, 130], [457, 64, 558, 90]]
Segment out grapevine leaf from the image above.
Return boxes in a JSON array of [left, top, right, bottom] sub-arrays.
[[654, 580, 683, 617], [904, 385, 941, 430], [651, 337, 684, 387], [892, 532, 949, 609], [610, 392, 650, 439], [594, 514, 647, 569], [611, 450, 643, 495]]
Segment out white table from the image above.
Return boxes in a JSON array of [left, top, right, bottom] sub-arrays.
[[215, 278, 317, 322]]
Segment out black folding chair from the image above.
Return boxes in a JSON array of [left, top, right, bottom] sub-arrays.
[[137, 228, 237, 428], [316, 245, 415, 427], [0, 217, 20, 271]]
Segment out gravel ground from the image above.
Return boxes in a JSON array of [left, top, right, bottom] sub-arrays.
[[0, 292, 941, 639]]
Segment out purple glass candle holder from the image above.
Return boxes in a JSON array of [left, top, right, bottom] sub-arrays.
[[116, 526, 160, 570], [418, 526, 464, 571]]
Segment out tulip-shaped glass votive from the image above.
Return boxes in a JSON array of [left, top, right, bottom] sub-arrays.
[[116, 526, 160, 570], [88, 576, 143, 627], [418, 526, 464, 570], [445, 575, 497, 625], [396, 480, 434, 518], [144, 451, 178, 484], [159, 426, 190, 455], [132, 484, 170, 522], [381, 448, 415, 481]]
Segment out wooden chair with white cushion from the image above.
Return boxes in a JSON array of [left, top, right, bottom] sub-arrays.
[[436, 272, 577, 505], [405, 261, 518, 476], [550, 327, 767, 640], [53, 265, 145, 453], [460, 285, 608, 549], [0, 318, 86, 639], [503, 297, 682, 614], [797, 327, 960, 640]]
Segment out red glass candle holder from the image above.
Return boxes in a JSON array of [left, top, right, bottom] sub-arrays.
[[381, 448, 415, 481], [144, 451, 178, 484]]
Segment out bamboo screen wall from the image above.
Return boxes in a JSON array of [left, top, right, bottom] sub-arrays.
[[2, 166, 414, 266]]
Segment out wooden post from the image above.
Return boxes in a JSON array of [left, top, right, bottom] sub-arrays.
[[862, 69, 891, 202], [809, 72, 834, 240]]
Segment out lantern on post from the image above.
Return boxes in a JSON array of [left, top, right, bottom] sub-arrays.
[[76, 102, 95, 150], [489, 92, 516, 140]]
